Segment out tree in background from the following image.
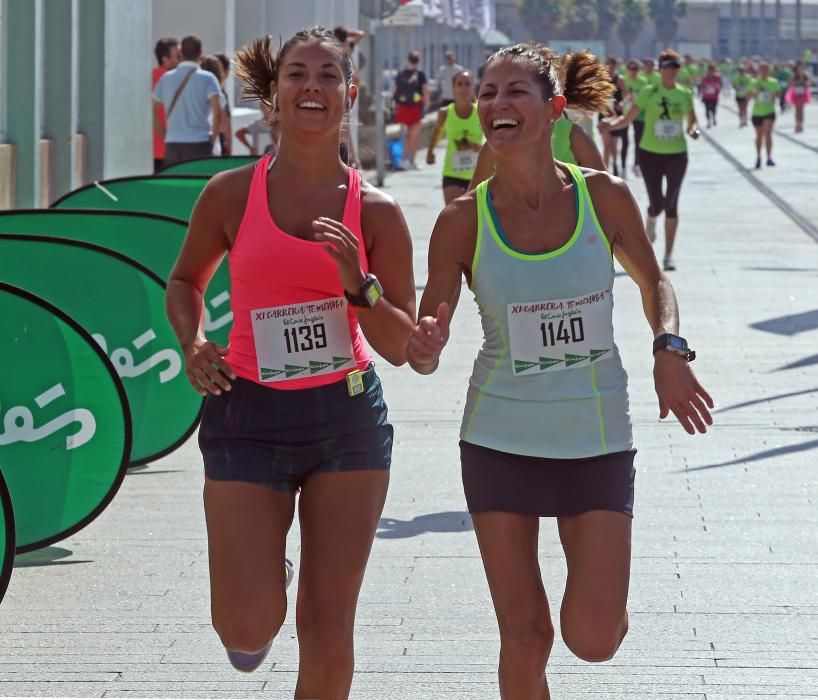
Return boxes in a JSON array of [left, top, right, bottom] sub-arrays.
[[618, 0, 648, 57], [563, 0, 599, 39], [596, 0, 623, 42], [649, 0, 687, 47], [519, 0, 570, 41]]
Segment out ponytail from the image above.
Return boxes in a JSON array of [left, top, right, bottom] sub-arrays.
[[561, 50, 614, 113]]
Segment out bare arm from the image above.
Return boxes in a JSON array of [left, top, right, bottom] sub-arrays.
[[221, 110, 232, 154], [312, 184, 417, 366], [467, 143, 496, 190], [152, 100, 166, 140], [588, 171, 713, 434], [426, 107, 448, 164], [209, 94, 222, 145], [600, 103, 641, 132], [235, 127, 257, 156], [166, 173, 238, 395], [569, 124, 606, 170], [407, 196, 476, 374]]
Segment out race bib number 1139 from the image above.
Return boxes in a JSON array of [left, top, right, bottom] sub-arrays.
[[251, 297, 355, 382]]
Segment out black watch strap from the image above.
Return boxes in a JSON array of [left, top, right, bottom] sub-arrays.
[[653, 333, 696, 362], [345, 274, 383, 309]]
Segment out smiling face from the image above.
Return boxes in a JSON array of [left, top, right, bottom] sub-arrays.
[[273, 39, 355, 138], [452, 71, 476, 102], [477, 57, 564, 157]]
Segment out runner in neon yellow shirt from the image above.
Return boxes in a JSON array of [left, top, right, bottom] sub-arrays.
[[748, 62, 780, 168]]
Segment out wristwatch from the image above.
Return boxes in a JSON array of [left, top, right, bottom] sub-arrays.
[[653, 333, 696, 362], [344, 273, 384, 309]]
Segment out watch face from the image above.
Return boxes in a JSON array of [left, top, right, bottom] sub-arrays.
[[668, 335, 687, 350], [365, 283, 382, 306]]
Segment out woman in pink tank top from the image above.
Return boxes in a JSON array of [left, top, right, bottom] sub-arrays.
[[166, 27, 416, 696]]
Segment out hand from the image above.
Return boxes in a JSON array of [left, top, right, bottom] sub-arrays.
[[426, 151, 436, 165], [407, 302, 450, 371], [688, 126, 701, 139], [312, 217, 366, 294], [183, 338, 236, 396], [653, 352, 714, 434], [598, 119, 614, 134]]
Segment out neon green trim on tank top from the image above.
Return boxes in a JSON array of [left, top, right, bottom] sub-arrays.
[[571, 164, 614, 262], [462, 303, 508, 441], [479, 167, 584, 262], [591, 364, 609, 454], [469, 183, 486, 290]]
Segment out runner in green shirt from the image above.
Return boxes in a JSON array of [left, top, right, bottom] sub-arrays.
[[773, 63, 793, 112], [641, 57, 661, 89], [748, 62, 780, 168], [623, 60, 649, 177], [600, 49, 701, 271], [733, 66, 752, 127]]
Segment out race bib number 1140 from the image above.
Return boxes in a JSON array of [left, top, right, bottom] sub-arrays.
[[507, 289, 615, 376]]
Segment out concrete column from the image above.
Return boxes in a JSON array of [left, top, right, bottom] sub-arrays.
[[76, 0, 105, 183], [42, 0, 74, 204], [4, 0, 43, 208]]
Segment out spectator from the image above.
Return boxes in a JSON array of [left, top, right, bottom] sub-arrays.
[[235, 101, 279, 157], [215, 53, 234, 155], [437, 51, 464, 107], [152, 35, 222, 166], [393, 50, 429, 170], [151, 37, 181, 172], [201, 55, 231, 156], [333, 25, 365, 168]]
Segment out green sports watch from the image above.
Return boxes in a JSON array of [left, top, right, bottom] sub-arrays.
[[345, 273, 383, 309]]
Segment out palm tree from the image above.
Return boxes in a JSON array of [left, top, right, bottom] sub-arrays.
[[619, 0, 648, 57], [649, 0, 687, 47], [519, 0, 570, 41]]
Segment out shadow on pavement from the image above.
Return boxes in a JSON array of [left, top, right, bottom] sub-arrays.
[[773, 353, 818, 371], [13, 546, 93, 568], [751, 309, 818, 336], [715, 386, 818, 412], [679, 438, 818, 472], [377, 511, 473, 539]]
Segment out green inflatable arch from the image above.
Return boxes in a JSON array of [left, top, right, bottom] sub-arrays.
[[0, 283, 131, 553]]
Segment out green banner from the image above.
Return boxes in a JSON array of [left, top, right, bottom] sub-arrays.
[[0, 236, 202, 465], [0, 210, 233, 346], [0, 283, 131, 552], [52, 176, 208, 222], [0, 467, 14, 604], [159, 155, 257, 176]]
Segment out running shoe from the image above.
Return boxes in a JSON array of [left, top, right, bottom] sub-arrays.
[[663, 255, 676, 271], [285, 559, 294, 589], [645, 215, 657, 243], [754, 157, 762, 170], [766, 158, 776, 167]]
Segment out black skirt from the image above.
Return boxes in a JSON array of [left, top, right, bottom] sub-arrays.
[[460, 440, 636, 518]]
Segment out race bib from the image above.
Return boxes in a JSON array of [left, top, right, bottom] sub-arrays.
[[654, 119, 683, 140], [507, 289, 615, 376], [758, 91, 772, 102], [251, 297, 355, 382], [794, 85, 806, 95], [451, 151, 478, 172], [703, 85, 718, 97]]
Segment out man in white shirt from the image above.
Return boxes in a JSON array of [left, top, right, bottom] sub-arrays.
[[437, 51, 465, 107], [152, 35, 222, 166]]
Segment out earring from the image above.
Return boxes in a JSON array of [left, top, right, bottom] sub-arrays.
[[272, 94, 278, 111]]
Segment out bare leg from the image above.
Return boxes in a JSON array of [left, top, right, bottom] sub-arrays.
[[472, 512, 553, 700], [754, 124, 763, 159], [764, 120, 774, 159], [665, 216, 679, 257], [204, 480, 296, 661], [795, 104, 804, 132], [557, 511, 631, 662], [405, 122, 421, 163], [443, 185, 467, 205], [294, 470, 389, 699]]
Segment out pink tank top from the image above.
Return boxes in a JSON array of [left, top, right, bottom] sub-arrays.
[[226, 155, 372, 390]]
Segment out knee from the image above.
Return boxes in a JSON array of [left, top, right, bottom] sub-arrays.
[[213, 607, 285, 654], [562, 611, 628, 663], [497, 612, 555, 663]]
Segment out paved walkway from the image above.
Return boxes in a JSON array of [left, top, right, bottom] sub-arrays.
[[3, 101, 818, 699]]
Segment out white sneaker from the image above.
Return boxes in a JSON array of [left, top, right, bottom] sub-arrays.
[[285, 559, 294, 589], [398, 159, 412, 171], [663, 255, 676, 271], [645, 215, 657, 243]]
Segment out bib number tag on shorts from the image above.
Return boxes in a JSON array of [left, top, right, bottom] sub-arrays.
[[507, 290, 614, 376], [451, 151, 478, 172], [251, 297, 354, 382], [654, 119, 683, 140]]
